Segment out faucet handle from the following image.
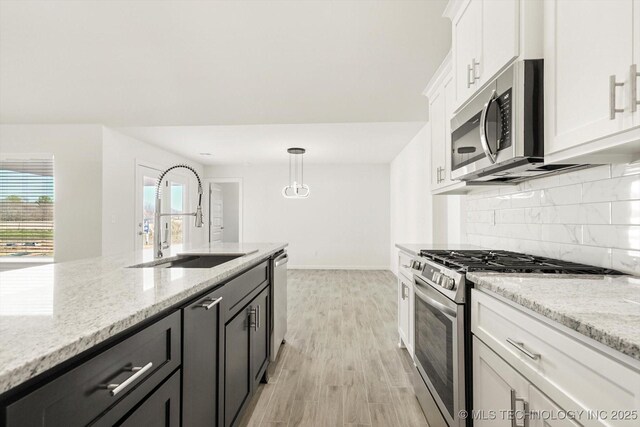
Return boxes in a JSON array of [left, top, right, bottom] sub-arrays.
[[162, 224, 170, 249]]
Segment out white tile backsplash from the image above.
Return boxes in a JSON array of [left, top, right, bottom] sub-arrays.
[[464, 164, 640, 275]]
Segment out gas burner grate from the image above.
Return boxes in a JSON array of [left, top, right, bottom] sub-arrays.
[[418, 250, 623, 275]]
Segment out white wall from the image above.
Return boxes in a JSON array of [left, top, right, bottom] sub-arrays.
[[0, 124, 103, 264], [465, 164, 640, 275], [218, 182, 240, 242], [206, 163, 390, 269], [389, 124, 433, 274], [101, 127, 206, 255]]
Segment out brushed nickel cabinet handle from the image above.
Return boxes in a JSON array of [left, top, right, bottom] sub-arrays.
[[467, 64, 473, 88], [631, 64, 639, 112], [256, 304, 261, 330], [199, 296, 223, 310], [104, 362, 153, 396], [610, 74, 625, 119], [510, 389, 529, 427], [471, 58, 480, 83], [507, 338, 540, 360], [249, 306, 258, 331]]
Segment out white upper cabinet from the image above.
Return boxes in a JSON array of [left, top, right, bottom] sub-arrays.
[[482, 0, 519, 81], [544, 0, 640, 164], [448, 0, 538, 111], [425, 54, 459, 192], [453, 0, 481, 106], [430, 88, 446, 189]]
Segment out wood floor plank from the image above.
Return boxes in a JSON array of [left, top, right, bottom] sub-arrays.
[[316, 385, 344, 427], [289, 399, 318, 427], [368, 403, 401, 427], [239, 270, 427, 427], [238, 383, 276, 427], [390, 386, 429, 427], [261, 368, 299, 424]]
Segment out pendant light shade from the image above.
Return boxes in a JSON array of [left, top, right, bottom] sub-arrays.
[[282, 147, 310, 198]]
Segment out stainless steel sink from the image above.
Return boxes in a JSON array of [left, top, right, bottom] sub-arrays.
[[130, 254, 243, 269]]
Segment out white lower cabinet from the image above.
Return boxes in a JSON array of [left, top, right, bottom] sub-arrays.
[[398, 276, 411, 350], [397, 250, 414, 356], [474, 337, 580, 427], [473, 336, 530, 427], [528, 387, 580, 427], [472, 289, 640, 427]]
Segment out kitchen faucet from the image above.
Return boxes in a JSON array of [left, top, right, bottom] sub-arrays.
[[154, 164, 204, 258]]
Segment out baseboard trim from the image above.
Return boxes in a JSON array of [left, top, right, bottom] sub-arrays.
[[289, 265, 391, 271]]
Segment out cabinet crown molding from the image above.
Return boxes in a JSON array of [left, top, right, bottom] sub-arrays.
[[423, 51, 452, 98], [443, 0, 468, 21]]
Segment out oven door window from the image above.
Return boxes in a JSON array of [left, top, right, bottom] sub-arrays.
[[415, 294, 455, 417]]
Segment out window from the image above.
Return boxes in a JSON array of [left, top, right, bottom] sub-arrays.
[[0, 157, 54, 258]]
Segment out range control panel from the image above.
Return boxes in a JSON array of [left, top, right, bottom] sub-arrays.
[[419, 263, 456, 291]]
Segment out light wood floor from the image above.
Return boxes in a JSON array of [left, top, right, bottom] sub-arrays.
[[239, 270, 429, 427]]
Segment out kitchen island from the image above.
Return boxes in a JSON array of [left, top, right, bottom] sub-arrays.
[[0, 242, 287, 426]]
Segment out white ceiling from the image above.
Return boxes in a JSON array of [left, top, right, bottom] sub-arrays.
[[0, 0, 451, 126], [117, 121, 426, 165]]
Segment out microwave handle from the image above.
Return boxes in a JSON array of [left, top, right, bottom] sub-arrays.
[[479, 89, 499, 164]]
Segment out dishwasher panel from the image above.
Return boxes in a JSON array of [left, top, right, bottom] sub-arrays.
[[270, 251, 288, 361]]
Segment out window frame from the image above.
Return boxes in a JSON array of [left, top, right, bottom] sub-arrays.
[[0, 153, 55, 268]]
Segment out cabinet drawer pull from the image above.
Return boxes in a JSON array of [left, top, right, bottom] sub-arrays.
[[507, 338, 540, 360], [510, 389, 529, 427], [609, 75, 625, 119], [199, 296, 223, 310], [104, 362, 153, 396], [631, 64, 639, 112]]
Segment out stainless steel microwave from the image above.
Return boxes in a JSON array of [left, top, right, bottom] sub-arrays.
[[450, 59, 581, 182]]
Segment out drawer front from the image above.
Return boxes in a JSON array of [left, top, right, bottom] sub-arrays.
[[114, 370, 180, 427], [6, 311, 181, 427], [221, 260, 269, 318], [398, 251, 413, 280], [472, 289, 640, 426]]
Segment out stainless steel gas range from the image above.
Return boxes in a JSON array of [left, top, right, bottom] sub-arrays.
[[409, 250, 622, 427]]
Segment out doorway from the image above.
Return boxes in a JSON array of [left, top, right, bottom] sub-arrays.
[[208, 179, 242, 243]]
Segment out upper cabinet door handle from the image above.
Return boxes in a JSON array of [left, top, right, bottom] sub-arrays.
[[631, 64, 639, 113], [467, 64, 474, 88], [471, 58, 480, 82], [609, 75, 625, 119]]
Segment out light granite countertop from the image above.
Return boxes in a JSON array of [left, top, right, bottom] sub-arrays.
[[468, 272, 640, 362], [0, 242, 287, 395], [395, 243, 482, 256]]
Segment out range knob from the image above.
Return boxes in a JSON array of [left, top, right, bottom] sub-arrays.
[[442, 276, 455, 290]]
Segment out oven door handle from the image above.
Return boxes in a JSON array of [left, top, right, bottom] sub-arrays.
[[479, 89, 499, 164], [413, 283, 457, 318]]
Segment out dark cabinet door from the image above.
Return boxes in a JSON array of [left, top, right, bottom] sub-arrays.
[[183, 290, 224, 426], [250, 286, 270, 388], [224, 305, 252, 427], [117, 370, 180, 427]]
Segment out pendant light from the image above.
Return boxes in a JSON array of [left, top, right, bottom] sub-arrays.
[[282, 147, 310, 198]]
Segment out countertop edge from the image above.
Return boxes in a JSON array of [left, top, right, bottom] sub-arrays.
[[0, 243, 287, 396], [468, 272, 640, 364]]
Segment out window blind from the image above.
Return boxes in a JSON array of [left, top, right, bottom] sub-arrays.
[[0, 158, 54, 257]]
